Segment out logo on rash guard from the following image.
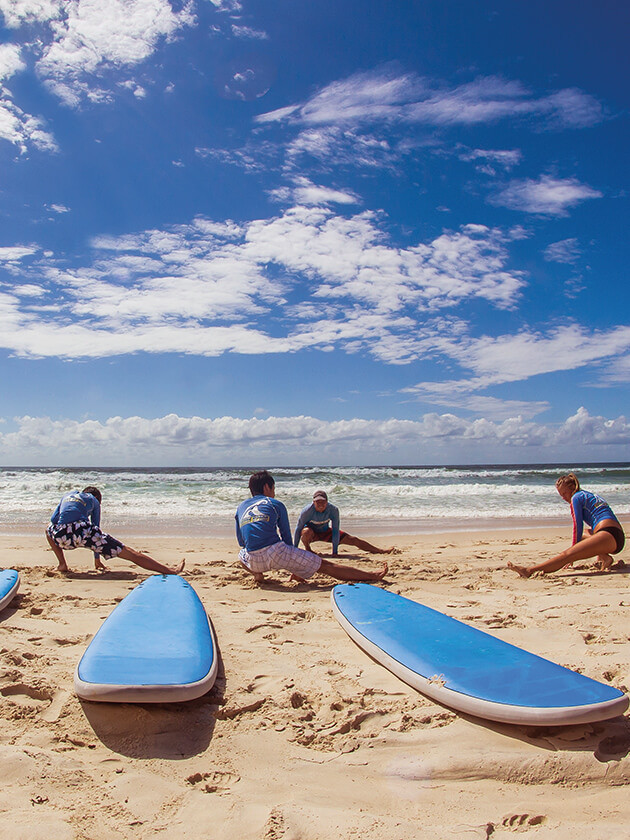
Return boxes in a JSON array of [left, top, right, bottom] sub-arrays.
[[241, 503, 270, 526]]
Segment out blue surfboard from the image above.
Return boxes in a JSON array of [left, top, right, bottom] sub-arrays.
[[75, 575, 217, 703], [332, 584, 628, 725], [0, 570, 20, 612]]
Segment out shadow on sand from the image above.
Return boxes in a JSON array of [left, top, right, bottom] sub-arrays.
[[80, 645, 227, 760], [459, 709, 630, 762]]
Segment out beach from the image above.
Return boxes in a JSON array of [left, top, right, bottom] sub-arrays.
[[1, 524, 629, 840]]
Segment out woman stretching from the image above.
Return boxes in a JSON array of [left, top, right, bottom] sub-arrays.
[[508, 473, 625, 578]]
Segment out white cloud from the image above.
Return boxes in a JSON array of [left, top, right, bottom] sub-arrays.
[[231, 24, 268, 40], [0, 44, 58, 152], [0, 0, 63, 27], [404, 325, 630, 394], [268, 178, 360, 206], [1, 408, 628, 463], [490, 176, 602, 216], [0, 209, 528, 362], [1, 0, 195, 107], [256, 69, 604, 131], [0, 245, 38, 261], [544, 238, 581, 264], [0, 43, 25, 79]]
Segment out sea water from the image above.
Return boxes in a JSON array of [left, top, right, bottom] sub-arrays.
[[1, 463, 628, 538]]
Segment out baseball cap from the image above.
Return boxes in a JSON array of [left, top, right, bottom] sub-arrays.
[[313, 490, 328, 502]]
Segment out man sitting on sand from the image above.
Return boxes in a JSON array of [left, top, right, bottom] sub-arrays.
[[46, 487, 184, 575], [235, 471, 388, 584], [294, 490, 397, 556]]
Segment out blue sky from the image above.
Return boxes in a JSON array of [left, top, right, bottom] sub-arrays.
[[0, 0, 628, 465]]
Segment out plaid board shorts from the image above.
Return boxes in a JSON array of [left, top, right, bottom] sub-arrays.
[[47, 519, 124, 560], [239, 540, 322, 579]]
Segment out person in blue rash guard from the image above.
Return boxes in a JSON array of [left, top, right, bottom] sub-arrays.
[[293, 490, 396, 556], [508, 473, 625, 578], [235, 471, 388, 585], [46, 487, 184, 575]]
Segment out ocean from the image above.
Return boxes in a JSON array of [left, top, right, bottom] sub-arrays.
[[1, 463, 628, 538]]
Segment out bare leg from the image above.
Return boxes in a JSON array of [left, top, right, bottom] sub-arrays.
[[340, 534, 398, 554], [300, 527, 317, 553], [46, 532, 69, 572], [94, 554, 109, 572], [118, 546, 184, 575], [507, 531, 617, 578], [318, 558, 388, 582]]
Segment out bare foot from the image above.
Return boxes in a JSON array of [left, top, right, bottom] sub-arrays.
[[596, 554, 613, 572], [290, 573, 307, 583], [172, 559, 185, 574], [94, 560, 109, 572], [367, 562, 388, 581], [507, 561, 532, 579], [252, 571, 265, 583], [57, 564, 70, 574], [384, 547, 401, 555]]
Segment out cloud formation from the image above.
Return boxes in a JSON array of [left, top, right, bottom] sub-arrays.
[[0, 207, 527, 364], [257, 69, 604, 131], [1, 408, 628, 463], [0, 0, 195, 107], [490, 176, 602, 216]]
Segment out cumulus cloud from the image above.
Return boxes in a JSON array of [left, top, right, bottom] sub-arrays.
[[490, 176, 602, 216], [256, 68, 604, 131], [0, 0, 195, 107], [0, 208, 527, 362], [1, 408, 628, 462]]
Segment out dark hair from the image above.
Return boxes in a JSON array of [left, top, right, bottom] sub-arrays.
[[83, 486, 102, 504], [249, 470, 274, 497]]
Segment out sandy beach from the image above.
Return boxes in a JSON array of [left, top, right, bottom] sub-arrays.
[[1, 525, 629, 840]]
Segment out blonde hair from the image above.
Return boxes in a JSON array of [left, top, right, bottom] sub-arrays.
[[555, 473, 580, 496]]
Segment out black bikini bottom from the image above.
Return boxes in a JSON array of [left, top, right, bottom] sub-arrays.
[[599, 525, 625, 554]]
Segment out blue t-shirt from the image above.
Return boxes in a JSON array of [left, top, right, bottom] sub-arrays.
[[51, 491, 101, 527], [570, 489, 618, 543], [235, 495, 292, 552], [294, 502, 340, 553]]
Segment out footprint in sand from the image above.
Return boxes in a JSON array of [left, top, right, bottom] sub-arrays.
[[185, 769, 240, 793], [1, 682, 54, 713], [501, 814, 545, 829]]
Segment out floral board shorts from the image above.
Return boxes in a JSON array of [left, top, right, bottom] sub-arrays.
[[239, 540, 322, 579], [47, 519, 124, 560]]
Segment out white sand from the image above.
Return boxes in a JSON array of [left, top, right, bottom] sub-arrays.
[[1, 526, 629, 839]]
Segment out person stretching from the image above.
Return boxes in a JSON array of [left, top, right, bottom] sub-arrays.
[[294, 490, 398, 556], [46, 487, 184, 575], [236, 471, 388, 585], [508, 473, 625, 578]]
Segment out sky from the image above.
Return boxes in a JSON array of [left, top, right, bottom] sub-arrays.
[[0, 0, 628, 466]]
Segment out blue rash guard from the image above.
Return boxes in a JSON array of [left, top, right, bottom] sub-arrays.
[[570, 489, 619, 544], [50, 491, 101, 528], [293, 502, 340, 554], [235, 495, 293, 552]]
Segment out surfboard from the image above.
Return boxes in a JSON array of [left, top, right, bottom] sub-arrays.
[[0, 570, 20, 612], [75, 575, 217, 703], [332, 583, 628, 725]]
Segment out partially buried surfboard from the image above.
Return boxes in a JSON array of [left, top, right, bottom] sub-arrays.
[[0, 570, 20, 612], [75, 575, 217, 703], [332, 583, 628, 726]]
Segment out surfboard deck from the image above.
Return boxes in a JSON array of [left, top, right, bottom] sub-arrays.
[[332, 583, 628, 725], [0, 570, 20, 612], [75, 575, 217, 703]]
